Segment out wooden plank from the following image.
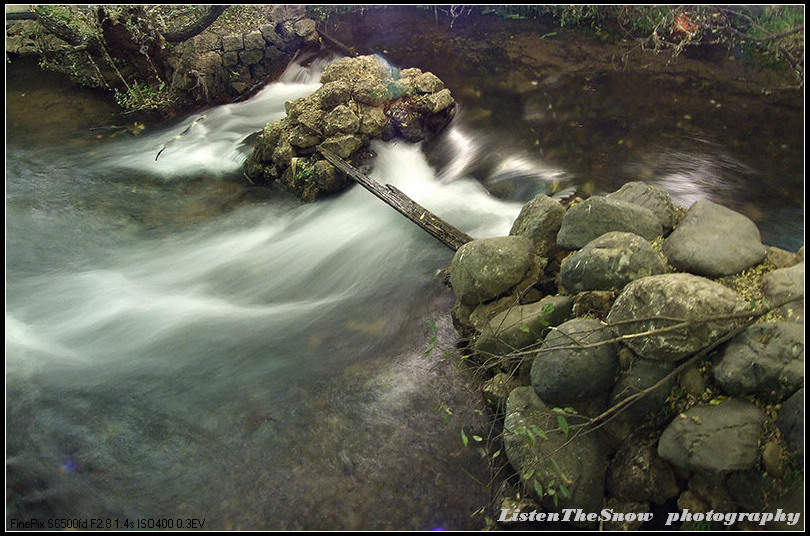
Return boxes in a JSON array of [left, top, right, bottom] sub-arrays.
[[319, 149, 473, 251]]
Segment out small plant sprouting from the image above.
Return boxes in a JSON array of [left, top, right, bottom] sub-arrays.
[[425, 320, 439, 357]]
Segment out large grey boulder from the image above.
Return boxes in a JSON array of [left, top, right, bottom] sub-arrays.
[[606, 273, 751, 361], [449, 236, 538, 306], [777, 387, 804, 462], [606, 181, 676, 233], [503, 386, 608, 526], [607, 440, 679, 505], [762, 262, 804, 323], [556, 196, 662, 250], [713, 322, 804, 402], [662, 199, 767, 277], [473, 295, 574, 362], [657, 399, 764, 473], [530, 318, 618, 414], [604, 358, 677, 443], [559, 232, 670, 294], [509, 194, 566, 257]]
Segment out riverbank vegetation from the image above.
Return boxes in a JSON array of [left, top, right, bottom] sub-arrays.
[[311, 5, 804, 87]]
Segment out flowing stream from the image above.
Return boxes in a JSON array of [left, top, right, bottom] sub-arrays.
[[5, 20, 804, 530], [6, 57, 521, 530]]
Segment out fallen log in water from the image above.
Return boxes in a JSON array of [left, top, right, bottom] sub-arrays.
[[319, 148, 473, 251]]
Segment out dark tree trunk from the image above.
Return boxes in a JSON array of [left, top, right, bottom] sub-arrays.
[[320, 149, 473, 251], [163, 5, 230, 43]]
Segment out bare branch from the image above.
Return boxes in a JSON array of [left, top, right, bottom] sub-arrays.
[[162, 5, 230, 43]]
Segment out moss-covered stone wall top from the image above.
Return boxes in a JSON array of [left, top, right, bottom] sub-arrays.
[[244, 54, 457, 202]]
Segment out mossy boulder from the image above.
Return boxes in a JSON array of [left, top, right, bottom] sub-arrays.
[[449, 236, 538, 306], [606, 273, 751, 362], [503, 386, 609, 526], [657, 399, 765, 473], [557, 196, 662, 250], [245, 54, 457, 201], [559, 231, 670, 294]]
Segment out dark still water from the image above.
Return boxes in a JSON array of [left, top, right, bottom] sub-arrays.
[[327, 7, 804, 251], [5, 9, 804, 531]]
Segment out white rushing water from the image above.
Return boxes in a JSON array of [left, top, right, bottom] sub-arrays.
[[6, 55, 547, 529]]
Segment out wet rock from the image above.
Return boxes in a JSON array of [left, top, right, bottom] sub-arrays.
[[287, 123, 320, 148], [663, 199, 767, 277], [238, 49, 263, 66], [572, 290, 617, 320], [222, 33, 244, 52], [604, 358, 676, 443], [606, 273, 751, 361], [467, 296, 518, 333], [321, 55, 391, 84], [657, 398, 764, 473], [530, 318, 618, 415], [676, 489, 708, 514], [761, 440, 786, 478], [503, 386, 608, 526], [762, 261, 804, 323], [777, 387, 804, 462], [192, 32, 221, 52], [766, 245, 804, 269], [726, 469, 786, 511], [314, 80, 354, 110], [354, 78, 390, 106], [449, 236, 537, 306], [357, 104, 387, 137], [556, 196, 662, 250], [412, 71, 445, 94], [473, 295, 574, 364], [419, 88, 455, 114], [267, 5, 307, 23], [246, 54, 457, 200], [713, 321, 804, 402], [687, 472, 738, 512], [317, 134, 363, 159], [293, 19, 318, 43], [607, 440, 679, 504], [482, 372, 523, 411], [509, 194, 566, 257], [600, 498, 651, 531], [559, 231, 670, 294], [244, 30, 265, 51], [678, 365, 706, 398], [323, 104, 360, 136], [606, 181, 676, 233]]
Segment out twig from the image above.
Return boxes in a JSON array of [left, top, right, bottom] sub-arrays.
[[155, 115, 206, 160]]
